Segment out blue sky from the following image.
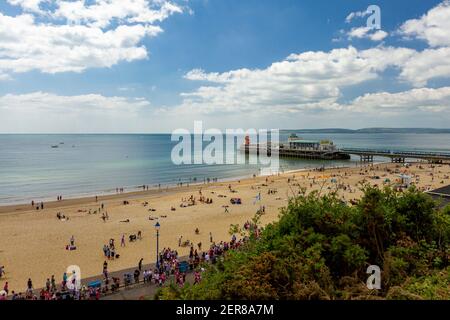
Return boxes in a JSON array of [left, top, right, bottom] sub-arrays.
[[0, 0, 449, 132]]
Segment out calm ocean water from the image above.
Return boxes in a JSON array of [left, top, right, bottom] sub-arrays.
[[0, 133, 449, 205]]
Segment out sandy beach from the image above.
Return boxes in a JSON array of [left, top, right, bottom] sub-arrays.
[[1, 161, 449, 292]]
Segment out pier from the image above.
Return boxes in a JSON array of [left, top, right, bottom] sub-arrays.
[[242, 144, 351, 160], [341, 148, 450, 163], [241, 134, 450, 163], [242, 145, 450, 163]]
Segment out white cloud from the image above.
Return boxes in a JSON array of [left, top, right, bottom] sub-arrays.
[[345, 10, 369, 23], [347, 27, 388, 41], [399, 46, 450, 87], [369, 30, 388, 41], [348, 87, 450, 113], [0, 92, 153, 132], [52, 0, 183, 28], [0, 1, 184, 77], [6, 0, 47, 13], [399, 0, 450, 47], [0, 91, 150, 112], [178, 46, 417, 115], [2, 1, 450, 132]]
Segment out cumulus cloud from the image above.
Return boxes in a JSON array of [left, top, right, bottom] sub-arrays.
[[0, 92, 152, 132], [399, 46, 450, 87], [347, 27, 388, 41], [52, 0, 183, 28], [2, 1, 450, 131], [399, 0, 450, 47], [348, 87, 450, 113], [0, 1, 184, 77], [178, 46, 418, 115], [180, 0, 450, 117], [6, 0, 47, 13]]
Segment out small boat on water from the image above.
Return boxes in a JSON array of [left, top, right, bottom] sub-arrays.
[[51, 145, 59, 148]]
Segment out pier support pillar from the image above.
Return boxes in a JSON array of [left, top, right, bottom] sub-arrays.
[[360, 155, 374, 162], [392, 157, 405, 163]]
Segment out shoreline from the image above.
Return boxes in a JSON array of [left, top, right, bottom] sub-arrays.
[[0, 161, 374, 214], [0, 161, 386, 214]]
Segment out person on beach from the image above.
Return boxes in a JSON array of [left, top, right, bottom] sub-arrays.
[[3, 281, 8, 295], [51, 275, 56, 292], [27, 278, 33, 291], [138, 258, 143, 271], [0, 265, 4, 278], [121, 234, 126, 247], [62, 272, 68, 289], [70, 235, 75, 246]]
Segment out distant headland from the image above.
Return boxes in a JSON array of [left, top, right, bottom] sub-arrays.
[[283, 128, 450, 134]]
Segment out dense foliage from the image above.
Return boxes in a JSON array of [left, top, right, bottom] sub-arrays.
[[157, 186, 450, 300]]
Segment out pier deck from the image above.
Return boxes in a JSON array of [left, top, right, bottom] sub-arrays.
[[242, 145, 450, 163], [341, 148, 450, 163]]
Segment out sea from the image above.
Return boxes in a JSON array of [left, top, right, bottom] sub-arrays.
[[0, 132, 449, 205]]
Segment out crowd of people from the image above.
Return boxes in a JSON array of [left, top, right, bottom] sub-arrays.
[[0, 233, 248, 300]]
